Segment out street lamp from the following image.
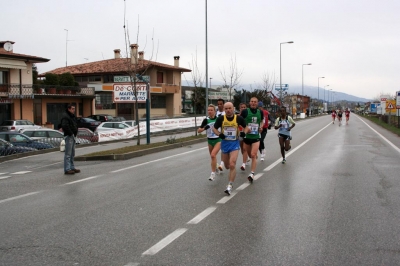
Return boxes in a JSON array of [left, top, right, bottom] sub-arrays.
[[209, 77, 212, 89], [301, 63, 312, 114], [64, 29, 68, 67], [323, 85, 329, 113], [329, 89, 332, 110], [279, 41, 294, 106], [317, 76, 325, 114], [205, 0, 209, 115]]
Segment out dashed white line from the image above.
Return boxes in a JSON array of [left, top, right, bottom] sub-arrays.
[[64, 175, 102, 185], [216, 191, 238, 204], [12, 171, 32, 175], [187, 206, 217, 224], [111, 147, 207, 173], [0, 176, 11, 180], [142, 228, 188, 256], [0, 191, 43, 204]]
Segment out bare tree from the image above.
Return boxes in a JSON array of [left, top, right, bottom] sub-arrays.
[[260, 71, 277, 92], [220, 55, 243, 101]]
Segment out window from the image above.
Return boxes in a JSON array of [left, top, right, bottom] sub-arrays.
[[102, 123, 113, 128], [34, 131, 46, 138], [157, 72, 163, 83], [103, 75, 114, 83], [22, 131, 33, 137], [88, 76, 101, 82], [95, 93, 116, 110], [48, 131, 62, 138], [151, 95, 166, 108], [0, 71, 9, 84]]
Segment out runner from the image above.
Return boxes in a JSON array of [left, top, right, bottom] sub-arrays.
[[240, 97, 264, 183], [337, 109, 343, 126], [213, 102, 248, 195], [274, 106, 296, 164], [239, 103, 250, 171], [198, 104, 221, 181], [216, 98, 226, 172], [345, 108, 350, 125], [258, 101, 273, 162], [331, 109, 337, 124]]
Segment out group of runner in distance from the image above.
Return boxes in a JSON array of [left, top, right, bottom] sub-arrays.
[[197, 97, 295, 195], [330, 108, 351, 126]]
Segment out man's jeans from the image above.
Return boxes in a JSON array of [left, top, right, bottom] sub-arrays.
[[64, 135, 76, 172]]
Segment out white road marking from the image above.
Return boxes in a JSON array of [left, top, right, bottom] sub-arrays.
[[236, 183, 250, 191], [187, 206, 217, 224], [111, 147, 207, 173], [217, 191, 238, 204], [0, 191, 42, 204], [0, 176, 11, 180], [29, 161, 61, 169], [358, 117, 400, 154], [64, 175, 102, 185], [124, 263, 140, 266], [142, 228, 188, 256], [0, 173, 9, 175], [264, 122, 332, 171], [12, 171, 32, 175]]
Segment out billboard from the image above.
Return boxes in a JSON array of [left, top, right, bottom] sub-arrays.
[[113, 83, 147, 103]]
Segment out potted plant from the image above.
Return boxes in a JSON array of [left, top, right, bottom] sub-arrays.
[[44, 73, 59, 94]]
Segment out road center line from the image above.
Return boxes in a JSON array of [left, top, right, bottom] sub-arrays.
[[111, 147, 207, 173], [142, 228, 188, 256], [187, 206, 217, 224], [264, 122, 332, 171], [0, 191, 43, 204], [0, 176, 11, 180], [217, 191, 238, 204], [358, 116, 400, 154], [64, 175, 102, 185]]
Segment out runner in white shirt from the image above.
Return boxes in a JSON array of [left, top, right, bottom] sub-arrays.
[[274, 106, 296, 164], [216, 98, 226, 172]]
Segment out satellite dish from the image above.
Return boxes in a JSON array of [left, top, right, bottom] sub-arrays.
[[3, 42, 13, 52]]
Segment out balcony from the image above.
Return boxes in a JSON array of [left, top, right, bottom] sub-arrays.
[[0, 84, 95, 98], [155, 83, 180, 94]]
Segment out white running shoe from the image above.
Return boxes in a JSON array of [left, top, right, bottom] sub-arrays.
[[240, 163, 246, 171], [218, 164, 224, 172], [224, 184, 232, 195], [261, 153, 265, 161], [248, 173, 254, 183], [209, 173, 215, 181]]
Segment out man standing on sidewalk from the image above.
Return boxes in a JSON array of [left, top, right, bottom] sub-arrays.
[[61, 104, 80, 175]]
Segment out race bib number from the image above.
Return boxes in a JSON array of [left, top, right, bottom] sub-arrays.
[[224, 126, 237, 140], [206, 123, 217, 138], [248, 123, 259, 134]]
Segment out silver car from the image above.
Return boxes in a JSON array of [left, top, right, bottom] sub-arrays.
[[20, 128, 91, 147], [0, 120, 42, 132]]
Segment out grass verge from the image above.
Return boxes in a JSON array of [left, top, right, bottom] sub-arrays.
[[82, 134, 206, 157], [362, 115, 400, 136]]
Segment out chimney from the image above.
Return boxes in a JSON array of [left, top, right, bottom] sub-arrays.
[[130, 44, 139, 64], [138, 51, 144, 60], [114, 49, 121, 59], [174, 56, 180, 67]]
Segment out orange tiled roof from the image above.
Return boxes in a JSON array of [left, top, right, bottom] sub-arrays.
[[40, 58, 191, 76], [0, 50, 50, 63]]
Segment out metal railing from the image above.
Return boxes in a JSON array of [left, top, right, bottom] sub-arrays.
[[0, 84, 95, 98]]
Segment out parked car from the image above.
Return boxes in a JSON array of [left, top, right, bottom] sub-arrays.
[[0, 120, 42, 132], [123, 120, 136, 127], [21, 128, 91, 147], [95, 122, 132, 132], [76, 117, 101, 131], [0, 138, 38, 156], [112, 116, 126, 122], [0, 132, 54, 150], [87, 114, 114, 122], [76, 128, 99, 143]]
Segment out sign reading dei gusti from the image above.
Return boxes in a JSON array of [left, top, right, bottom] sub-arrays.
[[113, 83, 147, 103]]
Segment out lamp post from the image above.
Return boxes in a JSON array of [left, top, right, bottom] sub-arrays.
[[301, 63, 311, 114], [279, 41, 294, 106], [317, 76, 325, 115], [323, 85, 329, 113], [328, 89, 332, 110], [64, 29, 68, 67], [205, 0, 209, 115]]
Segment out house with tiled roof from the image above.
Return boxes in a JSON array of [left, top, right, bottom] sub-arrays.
[[41, 44, 191, 120], [0, 41, 97, 127]]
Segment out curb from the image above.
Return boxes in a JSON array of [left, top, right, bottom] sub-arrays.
[[74, 137, 207, 161]]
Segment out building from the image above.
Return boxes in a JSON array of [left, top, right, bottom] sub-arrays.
[[41, 44, 191, 121], [0, 41, 96, 128]]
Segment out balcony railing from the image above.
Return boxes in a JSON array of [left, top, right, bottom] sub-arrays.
[[0, 84, 95, 98]]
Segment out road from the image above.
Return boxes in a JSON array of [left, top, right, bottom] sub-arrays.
[[1, 115, 400, 266]]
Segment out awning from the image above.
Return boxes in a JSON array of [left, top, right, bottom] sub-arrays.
[[0, 59, 27, 69]]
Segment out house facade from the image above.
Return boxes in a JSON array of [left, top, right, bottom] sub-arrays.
[[0, 41, 95, 128], [42, 44, 191, 121]]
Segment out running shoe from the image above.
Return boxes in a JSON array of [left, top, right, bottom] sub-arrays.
[[248, 173, 254, 183], [209, 173, 215, 181], [215, 163, 220, 174], [240, 163, 246, 171], [218, 164, 224, 172], [224, 184, 232, 195], [282, 158, 286, 164], [260, 153, 265, 161]]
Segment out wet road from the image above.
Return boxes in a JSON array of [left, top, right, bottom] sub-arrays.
[[1, 115, 400, 266]]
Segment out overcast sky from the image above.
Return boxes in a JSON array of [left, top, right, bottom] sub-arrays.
[[2, 0, 399, 99]]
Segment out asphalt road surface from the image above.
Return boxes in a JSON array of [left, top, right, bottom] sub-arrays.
[[1, 114, 400, 266]]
